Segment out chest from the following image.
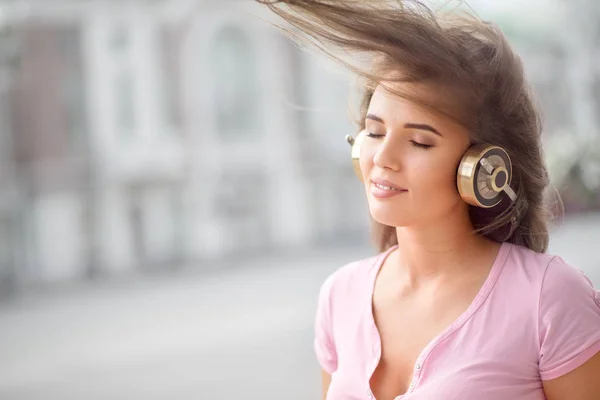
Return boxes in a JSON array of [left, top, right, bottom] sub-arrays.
[[368, 281, 483, 399], [328, 286, 541, 400]]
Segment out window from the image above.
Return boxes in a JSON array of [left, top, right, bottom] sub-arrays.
[[0, 90, 10, 163], [115, 69, 135, 132], [111, 24, 129, 54], [214, 169, 270, 250], [0, 219, 10, 269], [109, 24, 135, 135], [160, 27, 181, 130], [58, 26, 87, 150], [210, 25, 261, 138]]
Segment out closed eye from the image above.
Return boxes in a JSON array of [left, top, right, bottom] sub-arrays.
[[366, 133, 432, 149], [410, 140, 432, 149]]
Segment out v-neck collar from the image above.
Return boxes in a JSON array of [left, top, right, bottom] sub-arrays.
[[365, 241, 512, 399]]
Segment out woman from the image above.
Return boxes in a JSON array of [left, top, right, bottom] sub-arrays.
[[257, 1, 600, 399]]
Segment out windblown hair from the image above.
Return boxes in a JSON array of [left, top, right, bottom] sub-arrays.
[[257, 0, 560, 253]]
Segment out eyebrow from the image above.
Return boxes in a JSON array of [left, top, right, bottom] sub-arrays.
[[405, 123, 443, 137], [365, 113, 443, 137]]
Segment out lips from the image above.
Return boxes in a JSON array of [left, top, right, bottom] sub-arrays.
[[370, 178, 407, 199], [370, 178, 407, 191]]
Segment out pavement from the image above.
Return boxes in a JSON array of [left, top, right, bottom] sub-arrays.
[[0, 213, 598, 400]]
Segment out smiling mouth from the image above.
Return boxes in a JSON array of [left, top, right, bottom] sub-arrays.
[[370, 181, 408, 199], [373, 183, 404, 191]]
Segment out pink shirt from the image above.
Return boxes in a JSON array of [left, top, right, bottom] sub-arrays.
[[314, 242, 600, 400]]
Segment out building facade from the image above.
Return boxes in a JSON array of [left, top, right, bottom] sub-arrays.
[[0, 0, 593, 290]]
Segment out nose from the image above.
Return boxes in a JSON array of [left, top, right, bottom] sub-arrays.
[[372, 136, 402, 172]]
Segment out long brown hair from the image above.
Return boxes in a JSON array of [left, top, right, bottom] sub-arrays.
[[257, 0, 560, 253]]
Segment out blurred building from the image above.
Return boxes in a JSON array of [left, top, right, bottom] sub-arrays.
[[0, 0, 367, 289], [0, 17, 22, 296], [0, 0, 597, 290], [175, 1, 311, 259], [0, 1, 192, 286]]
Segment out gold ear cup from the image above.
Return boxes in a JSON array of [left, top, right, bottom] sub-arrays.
[[345, 131, 366, 182], [457, 144, 515, 208]]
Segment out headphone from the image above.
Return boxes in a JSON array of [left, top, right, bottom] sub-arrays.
[[345, 131, 518, 209]]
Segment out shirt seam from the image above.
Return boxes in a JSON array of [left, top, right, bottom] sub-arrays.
[[537, 255, 559, 355], [539, 337, 600, 380], [419, 242, 512, 368], [321, 267, 342, 372]]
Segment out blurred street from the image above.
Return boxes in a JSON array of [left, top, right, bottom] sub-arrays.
[[0, 244, 368, 400], [0, 213, 598, 400]]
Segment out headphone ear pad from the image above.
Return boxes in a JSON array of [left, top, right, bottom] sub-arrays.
[[457, 144, 513, 208], [348, 131, 366, 182]]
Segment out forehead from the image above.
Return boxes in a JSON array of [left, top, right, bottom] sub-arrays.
[[368, 81, 472, 140], [368, 82, 446, 122]]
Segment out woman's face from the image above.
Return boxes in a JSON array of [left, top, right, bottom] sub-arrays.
[[360, 82, 472, 228]]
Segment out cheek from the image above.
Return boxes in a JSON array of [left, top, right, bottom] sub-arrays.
[[359, 146, 375, 180], [410, 155, 459, 193]]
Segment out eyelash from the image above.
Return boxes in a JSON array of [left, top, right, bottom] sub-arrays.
[[365, 133, 432, 150], [411, 141, 432, 150]]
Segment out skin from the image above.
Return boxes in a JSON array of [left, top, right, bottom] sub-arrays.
[[360, 81, 499, 304], [320, 81, 600, 399], [320, 370, 331, 400]]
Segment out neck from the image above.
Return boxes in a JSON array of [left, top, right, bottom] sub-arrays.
[[392, 206, 497, 287]]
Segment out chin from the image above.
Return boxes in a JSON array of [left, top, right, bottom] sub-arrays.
[[369, 205, 412, 227]]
